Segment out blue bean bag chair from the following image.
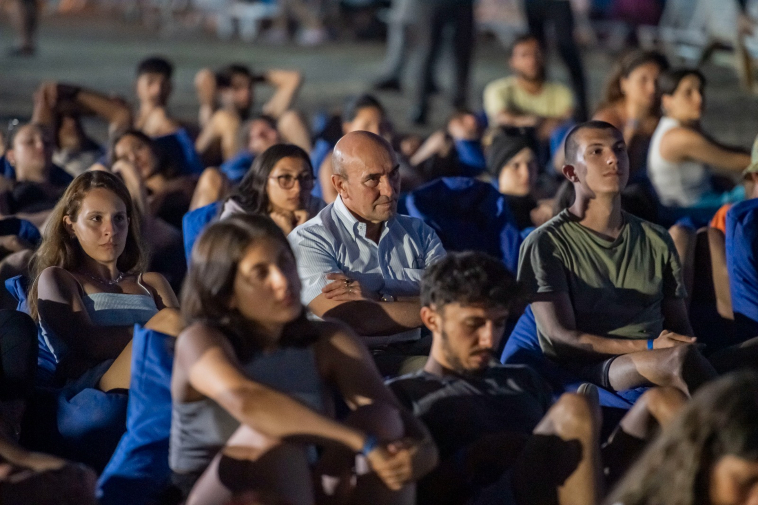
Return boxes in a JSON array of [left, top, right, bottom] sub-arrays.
[[182, 201, 222, 263], [501, 306, 646, 409], [153, 128, 204, 177], [98, 325, 175, 505], [726, 198, 758, 341], [404, 177, 522, 273], [5, 275, 128, 471]]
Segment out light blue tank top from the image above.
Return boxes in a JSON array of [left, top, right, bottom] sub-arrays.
[[39, 273, 159, 367], [169, 343, 326, 474]]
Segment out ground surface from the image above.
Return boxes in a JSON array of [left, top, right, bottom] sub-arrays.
[[1, 13, 758, 147]]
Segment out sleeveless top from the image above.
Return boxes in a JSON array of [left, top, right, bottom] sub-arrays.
[[169, 343, 327, 474], [648, 116, 713, 207], [38, 273, 159, 372]]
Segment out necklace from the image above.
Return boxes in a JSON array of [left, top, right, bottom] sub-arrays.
[[80, 270, 125, 286]]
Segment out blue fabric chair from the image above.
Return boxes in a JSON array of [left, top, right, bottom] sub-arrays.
[[501, 306, 646, 408], [220, 151, 255, 184], [98, 325, 175, 505], [5, 275, 128, 471], [182, 201, 222, 263], [726, 198, 758, 341], [310, 138, 334, 200], [153, 129, 204, 176], [404, 177, 522, 273]]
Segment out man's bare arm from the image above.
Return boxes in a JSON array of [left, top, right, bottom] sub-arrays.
[[261, 69, 303, 119], [309, 293, 422, 337]]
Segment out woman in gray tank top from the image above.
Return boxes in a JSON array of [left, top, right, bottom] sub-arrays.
[[171, 214, 437, 505], [29, 171, 183, 391]]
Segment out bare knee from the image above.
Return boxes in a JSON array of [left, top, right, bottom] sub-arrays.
[[345, 403, 404, 442], [145, 307, 184, 337], [191, 167, 227, 210], [546, 393, 598, 440], [639, 386, 686, 427]]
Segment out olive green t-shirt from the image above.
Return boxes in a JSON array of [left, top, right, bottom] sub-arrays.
[[517, 209, 686, 359]]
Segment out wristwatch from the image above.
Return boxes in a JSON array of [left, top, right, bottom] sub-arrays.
[[380, 293, 396, 303]]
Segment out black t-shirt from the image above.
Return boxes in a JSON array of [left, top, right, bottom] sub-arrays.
[[387, 364, 552, 461]]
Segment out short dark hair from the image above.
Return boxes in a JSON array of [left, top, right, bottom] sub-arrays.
[[510, 33, 540, 57], [342, 94, 384, 123], [658, 68, 705, 97], [216, 64, 253, 89], [136, 56, 173, 79], [564, 120, 621, 165], [421, 252, 521, 310]]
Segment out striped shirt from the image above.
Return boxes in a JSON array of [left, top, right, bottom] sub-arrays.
[[288, 196, 446, 344]]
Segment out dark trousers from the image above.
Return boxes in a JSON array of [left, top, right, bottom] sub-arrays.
[[524, 0, 588, 122], [0, 309, 37, 400], [414, 0, 474, 111]]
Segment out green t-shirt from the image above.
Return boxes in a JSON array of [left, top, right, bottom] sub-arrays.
[[517, 209, 686, 358]]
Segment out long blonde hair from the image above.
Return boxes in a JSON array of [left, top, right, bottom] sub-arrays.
[[28, 171, 147, 320]]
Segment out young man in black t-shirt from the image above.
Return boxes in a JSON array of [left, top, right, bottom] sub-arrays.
[[388, 251, 686, 505]]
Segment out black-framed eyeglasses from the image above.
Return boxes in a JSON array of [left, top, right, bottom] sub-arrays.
[[270, 173, 315, 189]]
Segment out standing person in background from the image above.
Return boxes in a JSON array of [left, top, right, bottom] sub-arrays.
[[372, 0, 418, 92], [409, 0, 475, 125], [522, 0, 588, 122], [8, 0, 37, 56]]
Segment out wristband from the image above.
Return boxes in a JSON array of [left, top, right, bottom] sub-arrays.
[[647, 338, 654, 350], [360, 434, 379, 456]]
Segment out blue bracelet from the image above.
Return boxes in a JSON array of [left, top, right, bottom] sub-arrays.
[[361, 434, 379, 456], [647, 339, 654, 350]]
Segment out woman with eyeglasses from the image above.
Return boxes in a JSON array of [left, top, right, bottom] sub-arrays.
[[220, 143, 323, 235]]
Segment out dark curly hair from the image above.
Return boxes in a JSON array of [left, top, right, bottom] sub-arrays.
[[421, 251, 522, 310]]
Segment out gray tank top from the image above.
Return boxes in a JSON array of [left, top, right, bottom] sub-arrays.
[[169, 344, 326, 474]]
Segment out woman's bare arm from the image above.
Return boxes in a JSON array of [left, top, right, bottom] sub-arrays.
[[708, 227, 733, 319], [176, 324, 368, 452], [660, 127, 751, 172]]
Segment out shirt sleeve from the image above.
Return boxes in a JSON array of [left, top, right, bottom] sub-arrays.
[[517, 230, 569, 297], [288, 227, 342, 306], [422, 226, 446, 267], [661, 231, 688, 299]]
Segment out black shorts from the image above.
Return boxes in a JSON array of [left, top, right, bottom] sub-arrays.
[[568, 356, 619, 391]]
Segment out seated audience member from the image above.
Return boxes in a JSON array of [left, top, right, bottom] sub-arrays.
[[220, 144, 323, 235], [29, 170, 182, 391], [486, 129, 541, 230], [317, 94, 389, 203], [648, 69, 751, 208], [112, 129, 196, 228], [31, 83, 106, 177], [170, 214, 437, 504], [483, 34, 574, 143], [519, 121, 718, 396], [389, 251, 686, 505], [289, 131, 446, 376], [217, 115, 282, 185], [707, 137, 758, 321], [132, 56, 182, 138], [593, 50, 668, 177], [605, 371, 758, 505], [194, 64, 308, 165], [1, 122, 72, 228], [409, 110, 486, 181]]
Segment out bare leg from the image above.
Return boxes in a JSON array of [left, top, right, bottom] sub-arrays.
[[708, 336, 758, 374], [608, 344, 717, 396], [190, 168, 228, 211], [669, 225, 695, 310], [277, 110, 312, 153], [602, 387, 686, 485], [98, 308, 183, 392], [512, 393, 602, 505], [188, 425, 314, 505]]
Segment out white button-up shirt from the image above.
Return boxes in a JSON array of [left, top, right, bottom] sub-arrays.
[[288, 196, 446, 344]]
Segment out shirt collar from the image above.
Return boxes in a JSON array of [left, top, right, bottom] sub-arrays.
[[333, 195, 394, 240]]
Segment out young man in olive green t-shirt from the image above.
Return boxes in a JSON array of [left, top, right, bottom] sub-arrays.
[[518, 121, 717, 396]]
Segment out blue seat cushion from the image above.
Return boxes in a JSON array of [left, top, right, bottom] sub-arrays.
[[182, 201, 222, 263]]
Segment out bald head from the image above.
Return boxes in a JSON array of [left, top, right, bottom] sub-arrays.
[[332, 131, 395, 179], [331, 131, 400, 224]]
